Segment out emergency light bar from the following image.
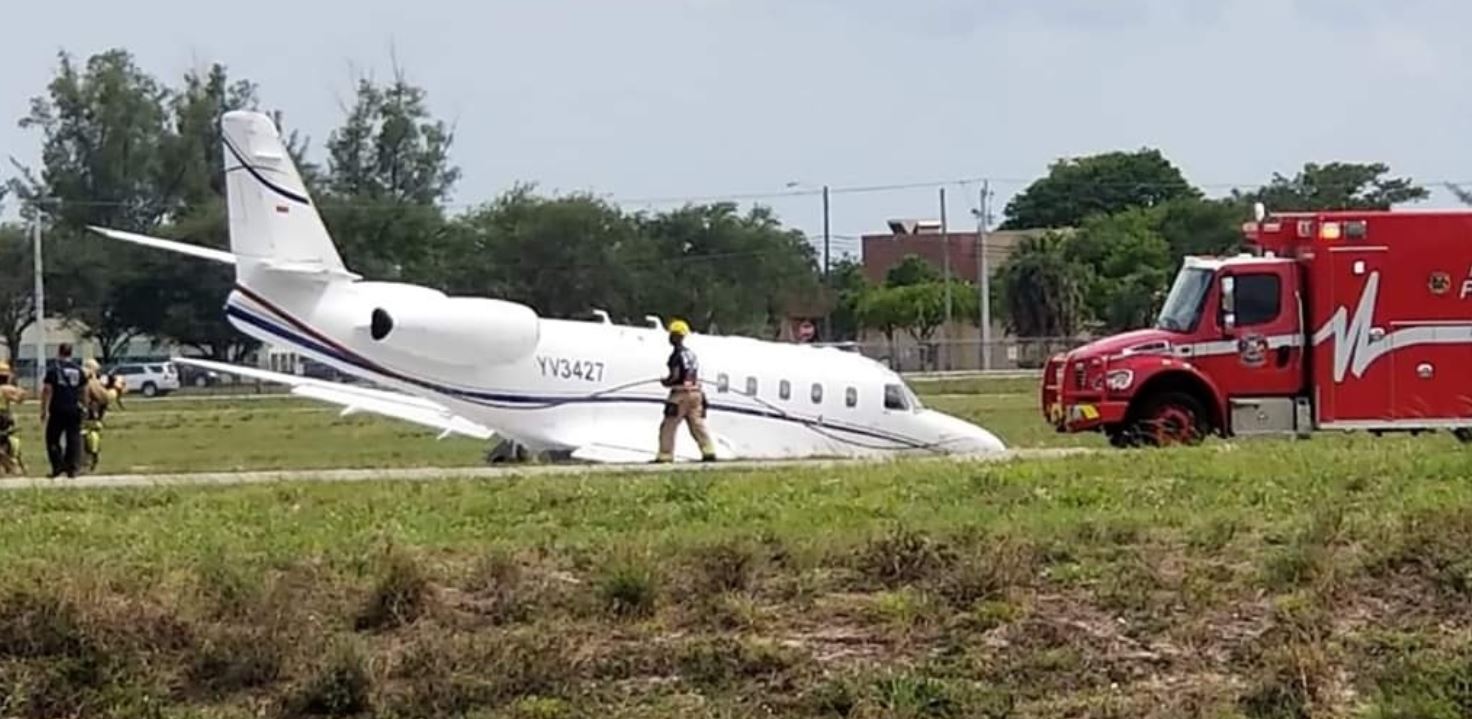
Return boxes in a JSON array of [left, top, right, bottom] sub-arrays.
[[1318, 220, 1368, 241]]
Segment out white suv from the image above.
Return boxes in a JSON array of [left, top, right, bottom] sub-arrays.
[[109, 362, 181, 397]]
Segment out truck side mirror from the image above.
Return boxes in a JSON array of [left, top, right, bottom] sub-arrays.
[[1220, 276, 1237, 332]]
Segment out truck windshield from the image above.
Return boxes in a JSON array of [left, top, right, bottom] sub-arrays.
[[1155, 267, 1213, 332]]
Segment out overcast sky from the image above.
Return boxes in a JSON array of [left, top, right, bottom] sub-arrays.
[[3, 0, 1468, 258]]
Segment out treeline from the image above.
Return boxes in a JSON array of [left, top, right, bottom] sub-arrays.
[[0, 48, 1441, 364], [0, 50, 826, 362], [990, 150, 1430, 339]]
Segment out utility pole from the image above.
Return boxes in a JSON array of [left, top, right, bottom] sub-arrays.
[[822, 184, 831, 341], [978, 181, 992, 371], [31, 209, 45, 393], [940, 187, 951, 371]]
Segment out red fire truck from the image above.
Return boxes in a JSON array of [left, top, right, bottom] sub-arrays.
[[1042, 207, 1472, 446]]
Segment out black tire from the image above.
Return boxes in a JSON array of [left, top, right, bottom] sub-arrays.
[[1127, 392, 1209, 447], [194, 375, 208, 387], [1455, 428, 1472, 445], [141, 382, 158, 398]]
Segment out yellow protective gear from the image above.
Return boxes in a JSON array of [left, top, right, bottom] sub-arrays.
[[0, 361, 9, 375], [668, 319, 691, 337], [83, 358, 100, 376]]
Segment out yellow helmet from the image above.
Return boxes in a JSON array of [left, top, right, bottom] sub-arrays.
[[0, 361, 9, 375], [668, 319, 691, 336], [83, 358, 100, 375]]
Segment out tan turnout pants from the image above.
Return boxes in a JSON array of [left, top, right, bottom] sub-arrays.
[[657, 388, 714, 461]]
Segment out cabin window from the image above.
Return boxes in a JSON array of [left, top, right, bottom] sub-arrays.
[[811, 383, 824, 404], [716, 373, 730, 393], [1234, 273, 1281, 326], [845, 387, 858, 408], [745, 377, 758, 396], [779, 380, 791, 400], [884, 383, 909, 411]]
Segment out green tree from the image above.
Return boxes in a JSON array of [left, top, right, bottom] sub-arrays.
[[633, 203, 818, 335], [884, 254, 940, 287], [1000, 149, 1200, 230], [450, 186, 644, 320], [824, 258, 869, 342], [325, 75, 459, 204], [894, 281, 979, 345], [1154, 197, 1246, 262], [11, 49, 171, 232], [857, 284, 907, 357], [39, 226, 155, 361], [147, 63, 261, 360], [320, 73, 460, 281], [1065, 209, 1173, 331], [150, 201, 256, 361], [858, 281, 976, 370], [158, 63, 259, 214], [1238, 162, 1428, 211], [995, 232, 1087, 338], [12, 49, 176, 360], [13, 53, 274, 362], [0, 226, 35, 361]]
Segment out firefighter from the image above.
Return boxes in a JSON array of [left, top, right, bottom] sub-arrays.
[[0, 361, 26, 475], [82, 359, 115, 420], [80, 358, 115, 473], [656, 319, 716, 463]]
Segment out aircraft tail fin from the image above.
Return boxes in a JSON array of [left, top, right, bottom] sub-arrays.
[[221, 110, 352, 282]]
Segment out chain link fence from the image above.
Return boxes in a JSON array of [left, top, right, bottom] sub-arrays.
[[851, 337, 1091, 373]]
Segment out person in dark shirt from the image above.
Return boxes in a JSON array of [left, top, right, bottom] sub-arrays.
[[40, 343, 85, 478], [656, 320, 715, 462]]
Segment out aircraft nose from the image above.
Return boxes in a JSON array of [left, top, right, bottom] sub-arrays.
[[924, 410, 1006, 454]]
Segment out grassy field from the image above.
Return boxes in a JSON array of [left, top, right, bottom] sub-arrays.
[[1, 375, 1087, 475], [4, 380, 1472, 717]]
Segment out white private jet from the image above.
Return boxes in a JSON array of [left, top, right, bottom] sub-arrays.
[[90, 111, 1006, 463]]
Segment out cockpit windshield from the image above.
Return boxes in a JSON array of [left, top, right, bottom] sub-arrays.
[[884, 383, 924, 412], [1155, 267, 1214, 333]]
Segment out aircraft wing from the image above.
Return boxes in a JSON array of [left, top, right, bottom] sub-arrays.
[[172, 357, 495, 441]]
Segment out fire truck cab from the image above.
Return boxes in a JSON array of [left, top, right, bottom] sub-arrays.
[[1042, 207, 1472, 446]]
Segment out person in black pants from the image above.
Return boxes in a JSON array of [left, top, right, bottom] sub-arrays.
[[40, 343, 85, 479]]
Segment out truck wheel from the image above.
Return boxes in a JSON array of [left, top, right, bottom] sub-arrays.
[[1131, 392, 1208, 447], [1106, 426, 1136, 448], [1455, 428, 1472, 445]]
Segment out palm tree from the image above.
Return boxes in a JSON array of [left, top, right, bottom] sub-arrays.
[[995, 232, 1087, 365]]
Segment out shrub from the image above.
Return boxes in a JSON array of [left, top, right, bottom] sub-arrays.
[[686, 538, 758, 596], [356, 550, 431, 631], [598, 560, 658, 620], [187, 627, 283, 695], [291, 641, 373, 717], [858, 527, 955, 588]]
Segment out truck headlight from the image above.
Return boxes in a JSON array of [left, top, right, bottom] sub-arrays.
[[1105, 370, 1134, 391]]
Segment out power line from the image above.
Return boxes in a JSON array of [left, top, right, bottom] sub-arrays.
[[15, 174, 1469, 225]]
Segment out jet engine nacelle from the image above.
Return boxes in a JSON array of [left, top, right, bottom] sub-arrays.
[[352, 283, 540, 366]]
